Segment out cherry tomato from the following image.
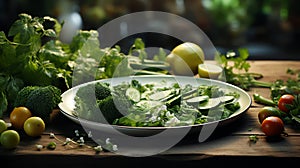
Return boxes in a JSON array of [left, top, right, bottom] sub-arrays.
[[258, 106, 281, 124], [278, 94, 295, 113], [261, 116, 284, 137]]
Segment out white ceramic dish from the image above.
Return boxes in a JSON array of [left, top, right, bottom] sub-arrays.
[[58, 75, 251, 137]]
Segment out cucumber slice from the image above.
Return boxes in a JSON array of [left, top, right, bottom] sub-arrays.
[[182, 88, 198, 97], [125, 87, 141, 102], [220, 95, 235, 103], [136, 100, 164, 107], [186, 95, 209, 104], [148, 90, 172, 101], [198, 98, 221, 110]]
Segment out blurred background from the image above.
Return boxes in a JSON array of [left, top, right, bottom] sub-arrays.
[[1, 0, 300, 60]]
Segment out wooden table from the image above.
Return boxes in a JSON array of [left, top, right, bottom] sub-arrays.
[[1, 60, 300, 167]]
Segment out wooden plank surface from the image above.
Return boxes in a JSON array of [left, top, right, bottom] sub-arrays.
[[1, 60, 300, 166]]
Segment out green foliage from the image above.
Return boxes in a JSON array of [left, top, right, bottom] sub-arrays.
[[0, 13, 135, 117], [0, 74, 24, 116], [128, 38, 147, 62]]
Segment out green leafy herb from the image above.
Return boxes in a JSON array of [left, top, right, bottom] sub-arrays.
[[215, 48, 272, 90], [153, 48, 167, 61], [128, 38, 147, 62]]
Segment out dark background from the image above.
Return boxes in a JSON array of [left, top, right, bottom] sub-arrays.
[[1, 0, 300, 60]]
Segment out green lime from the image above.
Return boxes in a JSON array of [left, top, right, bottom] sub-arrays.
[[0, 130, 20, 149], [0, 119, 7, 133]]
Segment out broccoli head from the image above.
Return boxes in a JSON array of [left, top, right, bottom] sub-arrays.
[[97, 94, 132, 124], [75, 82, 111, 107], [95, 82, 111, 100], [14, 85, 62, 123], [14, 86, 39, 107]]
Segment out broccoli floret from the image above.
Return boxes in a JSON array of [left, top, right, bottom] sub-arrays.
[[14, 86, 39, 107], [14, 85, 62, 123], [75, 83, 96, 107], [74, 82, 131, 124], [95, 82, 111, 100], [75, 82, 111, 108], [97, 94, 132, 124]]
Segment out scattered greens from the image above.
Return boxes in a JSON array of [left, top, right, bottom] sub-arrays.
[[74, 79, 241, 127], [248, 135, 259, 144]]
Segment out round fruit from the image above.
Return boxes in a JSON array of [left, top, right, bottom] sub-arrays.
[[0, 130, 20, 149], [278, 94, 295, 113], [10, 107, 32, 130], [166, 42, 205, 75], [0, 119, 8, 133], [198, 63, 222, 79], [258, 106, 282, 124], [23, 117, 45, 137], [261, 116, 284, 137]]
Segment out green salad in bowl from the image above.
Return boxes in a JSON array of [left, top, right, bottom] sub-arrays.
[[73, 78, 241, 127]]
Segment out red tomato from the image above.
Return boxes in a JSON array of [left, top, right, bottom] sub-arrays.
[[278, 94, 295, 113], [261, 116, 284, 137]]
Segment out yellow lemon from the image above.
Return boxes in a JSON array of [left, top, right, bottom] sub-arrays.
[[23, 117, 45, 137], [198, 63, 223, 79], [166, 42, 205, 75]]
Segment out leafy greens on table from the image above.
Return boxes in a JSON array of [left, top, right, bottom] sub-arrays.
[[73, 79, 241, 127]]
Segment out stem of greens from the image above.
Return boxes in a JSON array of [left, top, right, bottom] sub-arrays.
[[251, 79, 273, 88]]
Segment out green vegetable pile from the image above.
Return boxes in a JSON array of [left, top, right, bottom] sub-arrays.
[[74, 79, 241, 127], [0, 13, 169, 117]]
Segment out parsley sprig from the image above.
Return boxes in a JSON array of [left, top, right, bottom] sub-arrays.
[[215, 48, 272, 90]]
